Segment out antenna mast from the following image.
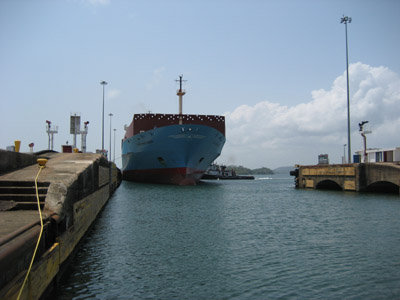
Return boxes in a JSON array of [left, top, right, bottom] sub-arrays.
[[46, 120, 58, 151], [176, 75, 187, 125], [359, 121, 371, 163]]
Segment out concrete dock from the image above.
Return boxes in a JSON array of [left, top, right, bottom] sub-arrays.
[[291, 163, 400, 194], [0, 150, 121, 300]]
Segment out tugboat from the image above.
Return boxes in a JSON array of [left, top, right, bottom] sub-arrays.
[[202, 163, 255, 180]]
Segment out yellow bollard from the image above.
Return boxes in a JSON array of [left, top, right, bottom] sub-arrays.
[[14, 140, 21, 152], [37, 158, 48, 167]]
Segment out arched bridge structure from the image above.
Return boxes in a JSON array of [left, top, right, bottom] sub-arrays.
[[293, 163, 400, 194]]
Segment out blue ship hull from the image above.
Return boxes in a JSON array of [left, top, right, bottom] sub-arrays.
[[122, 124, 226, 185]]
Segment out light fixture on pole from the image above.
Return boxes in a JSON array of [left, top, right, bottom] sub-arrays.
[[340, 15, 352, 163], [100, 80, 108, 151], [109, 113, 113, 162]]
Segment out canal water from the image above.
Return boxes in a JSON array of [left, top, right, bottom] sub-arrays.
[[54, 175, 400, 299]]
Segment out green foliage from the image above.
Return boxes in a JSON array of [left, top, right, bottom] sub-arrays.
[[226, 165, 273, 175], [251, 167, 274, 175], [273, 166, 294, 174]]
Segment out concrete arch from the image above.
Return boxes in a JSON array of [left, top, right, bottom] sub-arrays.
[[362, 163, 400, 188], [364, 181, 399, 194], [297, 163, 400, 193], [315, 179, 342, 191]]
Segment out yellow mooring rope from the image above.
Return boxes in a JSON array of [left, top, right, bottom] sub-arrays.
[[17, 163, 46, 300]]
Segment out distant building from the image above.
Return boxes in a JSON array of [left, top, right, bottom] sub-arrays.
[[354, 147, 400, 163], [318, 154, 329, 165]]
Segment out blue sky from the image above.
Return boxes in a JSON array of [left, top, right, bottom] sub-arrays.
[[1, 0, 399, 168]]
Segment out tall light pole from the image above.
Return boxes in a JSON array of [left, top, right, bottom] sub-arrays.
[[109, 113, 113, 162], [100, 80, 108, 151], [341, 15, 352, 163], [113, 128, 116, 162]]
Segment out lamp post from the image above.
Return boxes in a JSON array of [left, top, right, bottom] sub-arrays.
[[113, 128, 116, 163], [341, 15, 352, 163], [100, 80, 108, 151], [343, 144, 347, 164], [109, 113, 113, 162]]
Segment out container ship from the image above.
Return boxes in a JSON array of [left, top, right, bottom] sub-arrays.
[[121, 76, 226, 185]]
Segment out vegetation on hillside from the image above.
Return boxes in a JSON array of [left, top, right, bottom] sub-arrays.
[[226, 165, 273, 175], [273, 166, 294, 174]]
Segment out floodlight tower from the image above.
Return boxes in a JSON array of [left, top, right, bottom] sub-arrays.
[[341, 15, 352, 163], [46, 120, 58, 151], [108, 113, 113, 162], [100, 80, 108, 151], [359, 121, 371, 163], [81, 121, 89, 153], [113, 128, 116, 162]]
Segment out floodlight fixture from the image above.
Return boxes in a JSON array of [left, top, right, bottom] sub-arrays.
[[340, 15, 352, 24]]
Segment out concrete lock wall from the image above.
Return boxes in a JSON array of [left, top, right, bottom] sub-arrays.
[[0, 150, 38, 174], [299, 165, 357, 191], [0, 152, 121, 300], [296, 163, 400, 193]]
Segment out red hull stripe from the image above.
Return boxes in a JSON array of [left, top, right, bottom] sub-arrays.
[[125, 167, 205, 175], [122, 167, 205, 185]]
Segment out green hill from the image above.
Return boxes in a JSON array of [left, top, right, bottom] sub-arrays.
[[251, 167, 274, 175], [226, 165, 273, 175], [273, 166, 294, 174]]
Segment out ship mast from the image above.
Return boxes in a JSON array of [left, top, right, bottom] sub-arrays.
[[176, 75, 186, 125]]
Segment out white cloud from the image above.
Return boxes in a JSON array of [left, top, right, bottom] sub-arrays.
[[146, 67, 166, 90], [221, 63, 400, 169], [85, 0, 110, 6], [107, 89, 121, 99]]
